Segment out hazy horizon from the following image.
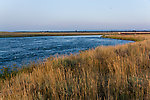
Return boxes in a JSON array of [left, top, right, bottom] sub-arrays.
[[0, 0, 150, 31]]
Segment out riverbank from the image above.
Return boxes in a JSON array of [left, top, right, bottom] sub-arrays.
[[0, 32, 118, 38], [101, 34, 150, 41], [0, 35, 150, 99]]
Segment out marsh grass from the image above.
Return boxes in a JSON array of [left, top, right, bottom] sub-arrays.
[[0, 35, 150, 99], [0, 32, 118, 38], [102, 34, 150, 41]]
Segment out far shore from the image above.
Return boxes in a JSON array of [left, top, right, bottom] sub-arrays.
[[1, 31, 150, 38], [0, 31, 150, 38], [0, 31, 117, 38]]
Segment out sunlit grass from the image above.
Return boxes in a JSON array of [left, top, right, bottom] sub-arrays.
[[0, 35, 150, 99], [102, 34, 150, 41]]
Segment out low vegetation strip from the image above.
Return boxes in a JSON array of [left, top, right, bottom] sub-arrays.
[[0, 32, 118, 38], [101, 35, 149, 41], [120, 32, 150, 35], [0, 35, 150, 99]]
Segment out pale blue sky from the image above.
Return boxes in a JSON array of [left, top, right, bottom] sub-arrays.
[[0, 0, 150, 31]]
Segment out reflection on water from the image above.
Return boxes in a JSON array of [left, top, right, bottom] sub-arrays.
[[0, 35, 133, 67]]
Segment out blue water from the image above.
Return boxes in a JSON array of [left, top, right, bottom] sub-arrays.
[[0, 35, 133, 68]]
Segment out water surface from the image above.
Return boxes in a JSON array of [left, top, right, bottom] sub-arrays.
[[0, 35, 133, 68]]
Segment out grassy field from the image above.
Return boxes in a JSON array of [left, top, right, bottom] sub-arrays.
[[0, 32, 118, 37], [101, 34, 150, 41], [0, 34, 150, 99]]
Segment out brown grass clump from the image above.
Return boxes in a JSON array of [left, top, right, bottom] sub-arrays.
[[0, 35, 150, 100]]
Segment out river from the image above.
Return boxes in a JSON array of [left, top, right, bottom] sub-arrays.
[[0, 35, 133, 68]]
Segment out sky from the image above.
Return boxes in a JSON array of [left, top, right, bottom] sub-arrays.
[[0, 0, 150, 31]]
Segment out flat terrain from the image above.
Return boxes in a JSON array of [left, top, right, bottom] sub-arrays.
[[120, 32, 150, 35], [102, 34, 150, 41], [0, 34, 150, 99], [1, 31, 150, 38], [0, 32, 117, 37]]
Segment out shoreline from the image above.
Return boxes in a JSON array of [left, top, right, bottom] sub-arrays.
[[0, 35, 144, 73], [0, 32, 118, 38], [1, 31, 150, 38], [101, 35, 148, 41], [0, 35, 147, 74], [0, 35, 133, 68]]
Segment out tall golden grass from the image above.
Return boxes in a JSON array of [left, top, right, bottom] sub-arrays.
[[0, 35, 150, 99]]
